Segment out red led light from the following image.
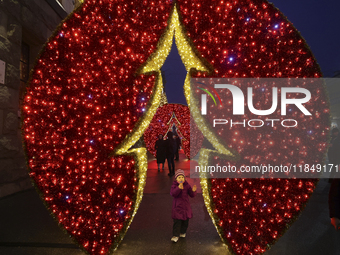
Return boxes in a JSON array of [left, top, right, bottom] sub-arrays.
[[144, 103, 203, 159], [22, 0, 172, 254]]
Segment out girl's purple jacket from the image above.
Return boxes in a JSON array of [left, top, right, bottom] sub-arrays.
[[170, 180, 196, 220]]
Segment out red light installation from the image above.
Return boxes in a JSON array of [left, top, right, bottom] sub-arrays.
[[21, 0, 330, 254], [144, 103, 204, 159]]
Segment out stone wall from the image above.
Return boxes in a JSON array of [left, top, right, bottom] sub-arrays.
[[0, 0, 70, 198]]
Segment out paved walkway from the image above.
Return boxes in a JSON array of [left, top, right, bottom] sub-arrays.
[[0, 151, 339, 255]]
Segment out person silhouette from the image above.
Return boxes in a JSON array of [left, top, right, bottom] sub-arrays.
[[166, 131, 176, 176], [155, 134, 166, 171]]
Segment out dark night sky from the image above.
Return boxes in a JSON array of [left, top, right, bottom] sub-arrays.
[[162, 0, 340, 105]]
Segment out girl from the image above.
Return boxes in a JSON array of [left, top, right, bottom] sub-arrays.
[[170, 169, 197, 242]]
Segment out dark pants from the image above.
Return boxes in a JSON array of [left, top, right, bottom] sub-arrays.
[[167, 154, 175, 175], [173, 219, 189, 236], [175, 149, 179, 160]]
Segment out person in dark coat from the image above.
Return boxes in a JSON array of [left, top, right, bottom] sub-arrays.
[[155, 134, 166, 171], [329, 132, 340, 229], [328, 128, 339, 165], [328, 128, 340, 181], [174, 135, 181, 161], [329, 179, 340, 230], [170, 169, 197, 243], [166, 131, 176, 176]]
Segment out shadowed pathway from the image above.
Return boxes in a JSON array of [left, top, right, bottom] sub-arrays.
[[0, 150, 339, 255]]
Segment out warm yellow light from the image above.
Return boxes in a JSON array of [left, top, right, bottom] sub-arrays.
[[113, 4, 236, 253]]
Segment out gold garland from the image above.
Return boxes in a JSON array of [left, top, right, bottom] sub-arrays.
[[161, 3, 326, 255], [167, 112, 181, 126], [167, 5, 238, 252], [110, 2, 223, 253], [116, 4, 236, 251], [159, 91, 168, 107], [128, 2, 327, 254]]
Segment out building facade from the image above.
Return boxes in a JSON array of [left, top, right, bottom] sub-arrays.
[[0, 0, 81, 198]]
